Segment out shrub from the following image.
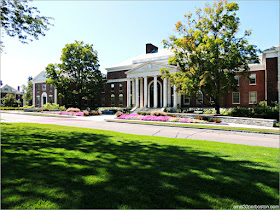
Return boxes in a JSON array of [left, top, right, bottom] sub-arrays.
[[177, 109, 182, 113], [59, 105, 66, 111], [202, 116, 208, 121], [75, 112, 84, 116], [204, 110, 214, 114], [182, 110, 187, 113], [165, 107, 173, 113], [214, 118, 221, 123], [0, 107, 24, 110], [208, 118, 215, 122], [83, 110, 89, 116], [195, 116, 202, 120], [23, 105, 35, 109], [67, 107, 80, 112], [151, 110, 167, 116], [116, 111, 123, 117], [2, 94, 19, 107]]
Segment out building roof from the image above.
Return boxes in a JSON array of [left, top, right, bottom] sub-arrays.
[[263, 44, 280, 52], [106, 48, 174, 70], [1, 84, 23, 95]]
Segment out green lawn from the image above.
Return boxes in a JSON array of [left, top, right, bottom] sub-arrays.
[[106, 119, 280, 134], [1, 123, 279, 209]]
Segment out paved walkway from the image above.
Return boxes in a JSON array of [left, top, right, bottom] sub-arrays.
[[1, 112, 279, 148]]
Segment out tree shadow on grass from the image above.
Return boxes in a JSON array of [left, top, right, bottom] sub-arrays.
[[1, 123, 279, 209]]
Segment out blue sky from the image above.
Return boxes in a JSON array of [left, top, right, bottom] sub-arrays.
[[1, 1, 279, 89]]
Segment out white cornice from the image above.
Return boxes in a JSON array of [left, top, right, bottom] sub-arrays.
[[105, 65, 133, 72], [107, 78, 128, 83], [249, 64, 265, 71]]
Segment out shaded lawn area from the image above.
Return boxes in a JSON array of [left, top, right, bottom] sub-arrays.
[[1, 123, 279, 209]]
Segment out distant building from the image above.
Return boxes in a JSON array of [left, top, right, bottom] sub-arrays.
[[32, 43, 279, 109], [1, 84, 24, 105]]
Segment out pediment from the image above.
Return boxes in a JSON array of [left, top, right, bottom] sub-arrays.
[[33, 71, 47, 82], [126, 62, 177, 75]]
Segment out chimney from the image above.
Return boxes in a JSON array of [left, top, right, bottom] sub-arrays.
[[18, 86, 20, 91], [146, 43, 158, 54]]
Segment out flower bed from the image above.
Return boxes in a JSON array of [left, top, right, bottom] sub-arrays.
[[118, 114, 204, 123], [58, 111, 84, 116]]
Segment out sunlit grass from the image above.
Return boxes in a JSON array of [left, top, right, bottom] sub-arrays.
[[1, 123, 279, 209]]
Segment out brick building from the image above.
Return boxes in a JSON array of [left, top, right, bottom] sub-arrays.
[[32, 43, 279, 109]]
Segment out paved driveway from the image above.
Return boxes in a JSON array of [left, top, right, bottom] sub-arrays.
[[1, 113, 279, 148]]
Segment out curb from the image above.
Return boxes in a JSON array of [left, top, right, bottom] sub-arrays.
[[105, 119, 280, 135], [1, 111, 75, 118]]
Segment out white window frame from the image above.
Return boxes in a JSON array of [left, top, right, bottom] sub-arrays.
[[232, 92, 240, 104], [119, 94, 123, 106], [49, 95, 53, 104], [249, 91, 257, 104], [36, 96, 40, 106], [249, 74, 256, 85], [234, 75, 240, 86], [183, 95, 190, 105], [111, 84, 114, 92], [111, 94, 115, 106], [119, 83, 123, 92], [37, 84, 40, 92], [42, 84, 46, 91], [49, 84, 53, 92], [196, 91, 203, 105]]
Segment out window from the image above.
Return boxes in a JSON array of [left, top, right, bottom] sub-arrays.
[[42, 84, 46, 91], [196, 91, 203, 105], [119, 94, 123, 106], [119, 84, 123, 92], [50, 84, 53, 92], [94, 98, 98, 106], [183, 95, 190, 105], [4, 88, 8, 91], [111, 84, 114, 92], [249, 91, 257, 104], [234, 75, 240, 86], [249, 74, 256, 85], [111, 94, 115, 106], [232, 92, 240, 104], [49, 95, 53, 104], [120, 72, 123, 78], [36, 96, 40, 106], [37, 85, 40, 92], [111, 73, 115, 79], [101, 97, 105, 106]]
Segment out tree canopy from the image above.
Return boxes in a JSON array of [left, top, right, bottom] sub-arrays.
[[161, 0, 259, 113], [46, 41, 105, 108], [22, 79, 32, 106], [0, 0, 52, 48]]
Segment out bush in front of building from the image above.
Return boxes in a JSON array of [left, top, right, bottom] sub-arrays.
[[151, 110, 167, 116], [1, 93, 20, 107], [0, 107, 24, 110], [66, 107, 81, 112]]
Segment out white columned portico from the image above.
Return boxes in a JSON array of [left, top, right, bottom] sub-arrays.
[[144, 77, 148, 107], [32, 83, 35, 106], [140, 78, 143, 107], [132, 79, 135, 106], [153, 76, 158, 108], [135, 77, 139, 107], [173, 85, 178, 109], [163, 78, 167, 107], [167, 79, 171, 107], [127, 78, 131, 107], [177, 92, 181, 108], [54, 88, 58, 104]]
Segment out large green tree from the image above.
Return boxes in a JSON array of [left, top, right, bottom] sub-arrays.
[[46, 41, 105, 108], [161, 0, 259, 114], [1, 93, 19, 107], [0, 0, 52, 48], [22, 79, 33, 106]]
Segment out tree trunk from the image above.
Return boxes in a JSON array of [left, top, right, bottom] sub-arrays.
[[215, 103, 220, 115]]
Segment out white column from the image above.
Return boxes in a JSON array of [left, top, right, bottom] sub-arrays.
[[153, 76, 158, 108], [144, 77, 148, 107], [167, 79, 171, 107], [135, 77, 139, 107], [32, 83, 35, 106], [127, 78, 131, 107], [173, 85, 178, 109], [140, 78, 143, 107], [177, 92, 181, 108], [54, 88, 58, 104], [132, 78, 135, 106], [163, 78, 167, 107]]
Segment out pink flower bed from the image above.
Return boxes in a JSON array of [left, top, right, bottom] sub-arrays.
[[118, 114, 194, 123]]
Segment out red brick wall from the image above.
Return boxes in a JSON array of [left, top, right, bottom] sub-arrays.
[[34, 82, 55, 106], [266, 57, 278, 104]]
